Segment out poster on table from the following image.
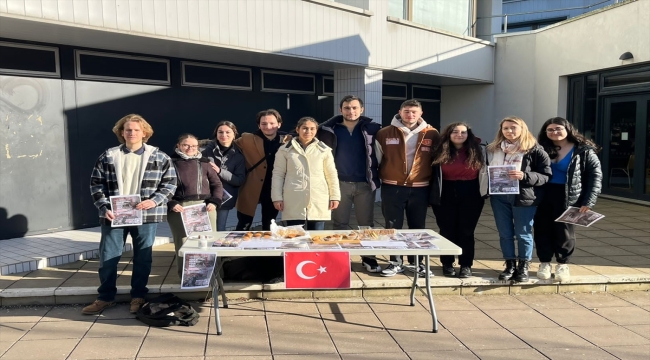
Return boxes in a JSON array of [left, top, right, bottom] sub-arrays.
[[109, 195, 142, 227], [180, 203, 213, 236], [555, 207, 605, 227], [181, 252, 217, 289], [488, 165, 520, 195]]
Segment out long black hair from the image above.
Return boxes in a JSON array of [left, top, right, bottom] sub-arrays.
[[431, 122, 484, 170], [537, 117, 600, 159]]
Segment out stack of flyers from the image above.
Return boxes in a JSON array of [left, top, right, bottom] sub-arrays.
[[278, 242, 309, 249], [340, 243, 373, 249], [410, 240, 439, 249]]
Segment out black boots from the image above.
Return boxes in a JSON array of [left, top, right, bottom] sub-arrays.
[[513, 260, 530, 282], [442, 264, 456, 277], [498, 260, 517, 281]]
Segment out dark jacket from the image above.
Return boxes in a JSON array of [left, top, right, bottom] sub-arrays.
[[317, 115, 381, 190], [487, 144, 552, 207], [202, 141, 246, 210], [168, 154, 223, 209], [558, 144, 602, 208]]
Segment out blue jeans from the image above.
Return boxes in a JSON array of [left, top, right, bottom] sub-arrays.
[[285, 220, 325, 230], [216, 209, 231, 231], [97, 223, 157, 301], [490, 195, 537, 261]]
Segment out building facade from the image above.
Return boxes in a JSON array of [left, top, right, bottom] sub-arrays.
[[0, 0, 497, 239]]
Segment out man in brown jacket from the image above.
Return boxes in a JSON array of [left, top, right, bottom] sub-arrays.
[[235, 109, 291, 231], [375, 99, 440, 277]]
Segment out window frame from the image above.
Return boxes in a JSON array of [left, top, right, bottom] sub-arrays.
[[322, 76, 334, 96], [382, 82, 408, 100], [411, 84, 441, 103], [74, 50, 171, 85], [181, 61, 252, 91], [261, 70, 316, 94], [0, 41, 60, 78]]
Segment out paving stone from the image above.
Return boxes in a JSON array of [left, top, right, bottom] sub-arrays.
[[41, 305, 91, 322], [538, 346, 618, 359], [612, 291, 650, 307], [218, 299, 265, 317], [482, 308, 559, 328], [472, 348, 547, 360], [365, 297, 427, 313], [138, 334, 207, 358], [342, 353, 410, 360], [264, 299, 319, 315], [315, 298, 373, 314], [269, 332, 337, 355], [1, 338, 79, 360], [206, 333, 271, 356], [510, 326, 594, 349], [449, 327, 531, 351], [408, 349, 479, 359], [321, 312, 384, 332], [220, 314, 269, 335], [389, 329, 466, 352], [0, 322, 35, 342], [436, 310, 501, 329], [591, 306, 650, 325], [68, 336, 144, 359], [536, 307, 615, 327], [374, 310, 437, 332], [266, 313, 326, 334], [276, 355, 342, 360], [85, 319, 148, 338], [329, 331, 402, 354], [567, 325, 649, 346], [467, 294, 531, 310], [0, 306, 50, 323], [564, 292, 635, 308], [602, 344, 650, 360], [417, 295, 478, 311], [624, 324, 650, 339], [21, 319, 93, 340]]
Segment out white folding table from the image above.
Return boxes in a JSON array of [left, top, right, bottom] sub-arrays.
[[179, 229, 462, 335]]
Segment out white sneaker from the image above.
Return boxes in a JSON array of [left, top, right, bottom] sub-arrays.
[[537, 262, 552, 280], [555, 264, 570, 282], [380, 264, 403, 277]]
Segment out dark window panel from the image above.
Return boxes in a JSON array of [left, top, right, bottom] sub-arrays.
[[603, 71, 650, 88], [183, 63, 251, 89], [413, 86, 441, 101], [77, 52, 169, 83], [262, 71, 315, 93], [0, 43, 58, 76], [383, 83, 407, 99], [323, 77, 334, 94]]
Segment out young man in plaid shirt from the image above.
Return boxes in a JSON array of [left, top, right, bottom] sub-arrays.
[[83, 114, 177, 315]]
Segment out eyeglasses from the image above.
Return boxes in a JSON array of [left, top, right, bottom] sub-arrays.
[[451, 131, 468, 135], [180, 144, 199, 149], [546, 127, 566, 134]]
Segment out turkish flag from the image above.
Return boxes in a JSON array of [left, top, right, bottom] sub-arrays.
[[284, 251, 351, 289]]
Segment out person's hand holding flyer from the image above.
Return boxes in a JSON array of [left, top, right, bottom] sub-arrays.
[[555, 207, 605, 227], [180, 203, 213, 236], [109, 195, 143, 227], [488, 165, 520, 195]]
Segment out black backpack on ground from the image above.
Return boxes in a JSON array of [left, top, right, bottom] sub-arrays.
[[136, 293, 200, 327]]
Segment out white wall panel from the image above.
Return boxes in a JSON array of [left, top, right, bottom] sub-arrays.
[[152, 0, 166, 35], [140, 0, 154, 34], [164, 0, 177, 38], [23, 0, 41, 17], [116, 0, 130, 30], [176, 0, 189, 39], [88, 0, 104, 26], [57, 0, 75, 22], [0, 1, 7, 13], [0, 0, 494, 82], [6, 0, 24, 15], [197, 0, 209, 42], [101, 0, 117, 29], [128, 0, 143, 32], [187, 0, 200, 41], [73, 0, 90, 25]]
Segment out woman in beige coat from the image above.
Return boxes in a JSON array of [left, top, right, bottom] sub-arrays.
[[272, 117, 341, 230]]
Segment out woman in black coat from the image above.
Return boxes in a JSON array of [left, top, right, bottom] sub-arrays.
[[534, 117, 602, 282], [202, 121, 246, 231]]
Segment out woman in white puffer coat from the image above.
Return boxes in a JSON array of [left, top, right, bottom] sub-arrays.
[[272, 117, 340, 230]]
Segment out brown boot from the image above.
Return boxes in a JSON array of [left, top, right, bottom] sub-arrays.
[[130, 298, 146, 314], [82, 300, 115, 315]]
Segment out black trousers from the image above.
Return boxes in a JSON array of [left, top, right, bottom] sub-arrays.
[[235, 189, 279, 231], [534, 183, 576, 264], [381, 184, 429, 265], [431, 179, 484, 267]]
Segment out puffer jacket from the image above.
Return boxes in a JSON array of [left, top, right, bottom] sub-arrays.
[[487, 144, 552, 207], [271, 138, 341, 221], [202, 141, 246, 211], [561, 144, 602, 208]]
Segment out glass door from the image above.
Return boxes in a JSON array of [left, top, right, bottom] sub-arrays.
[[602, 94, 650, 201]]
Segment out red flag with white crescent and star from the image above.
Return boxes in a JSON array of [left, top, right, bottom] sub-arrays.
[[284, 251, 351, 289]]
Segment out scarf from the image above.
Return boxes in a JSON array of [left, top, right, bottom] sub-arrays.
[[500, 141, 524, 167], [175, 148, 202, 160]]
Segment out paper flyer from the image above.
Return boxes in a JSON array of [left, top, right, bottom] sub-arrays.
[[109, 195, 142, 227], [181, 252, 217, 289], [180, 203, 213, 236], [488, 165, 520, 195]]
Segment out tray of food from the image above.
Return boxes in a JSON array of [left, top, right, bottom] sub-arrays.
[[311, 232, 362, 244], [357, 227, 396, 240], [270, 220, 311, 241]]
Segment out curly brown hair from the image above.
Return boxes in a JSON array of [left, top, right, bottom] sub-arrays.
[[431, 122, 484, 170], [112, 114, 154, 144]]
